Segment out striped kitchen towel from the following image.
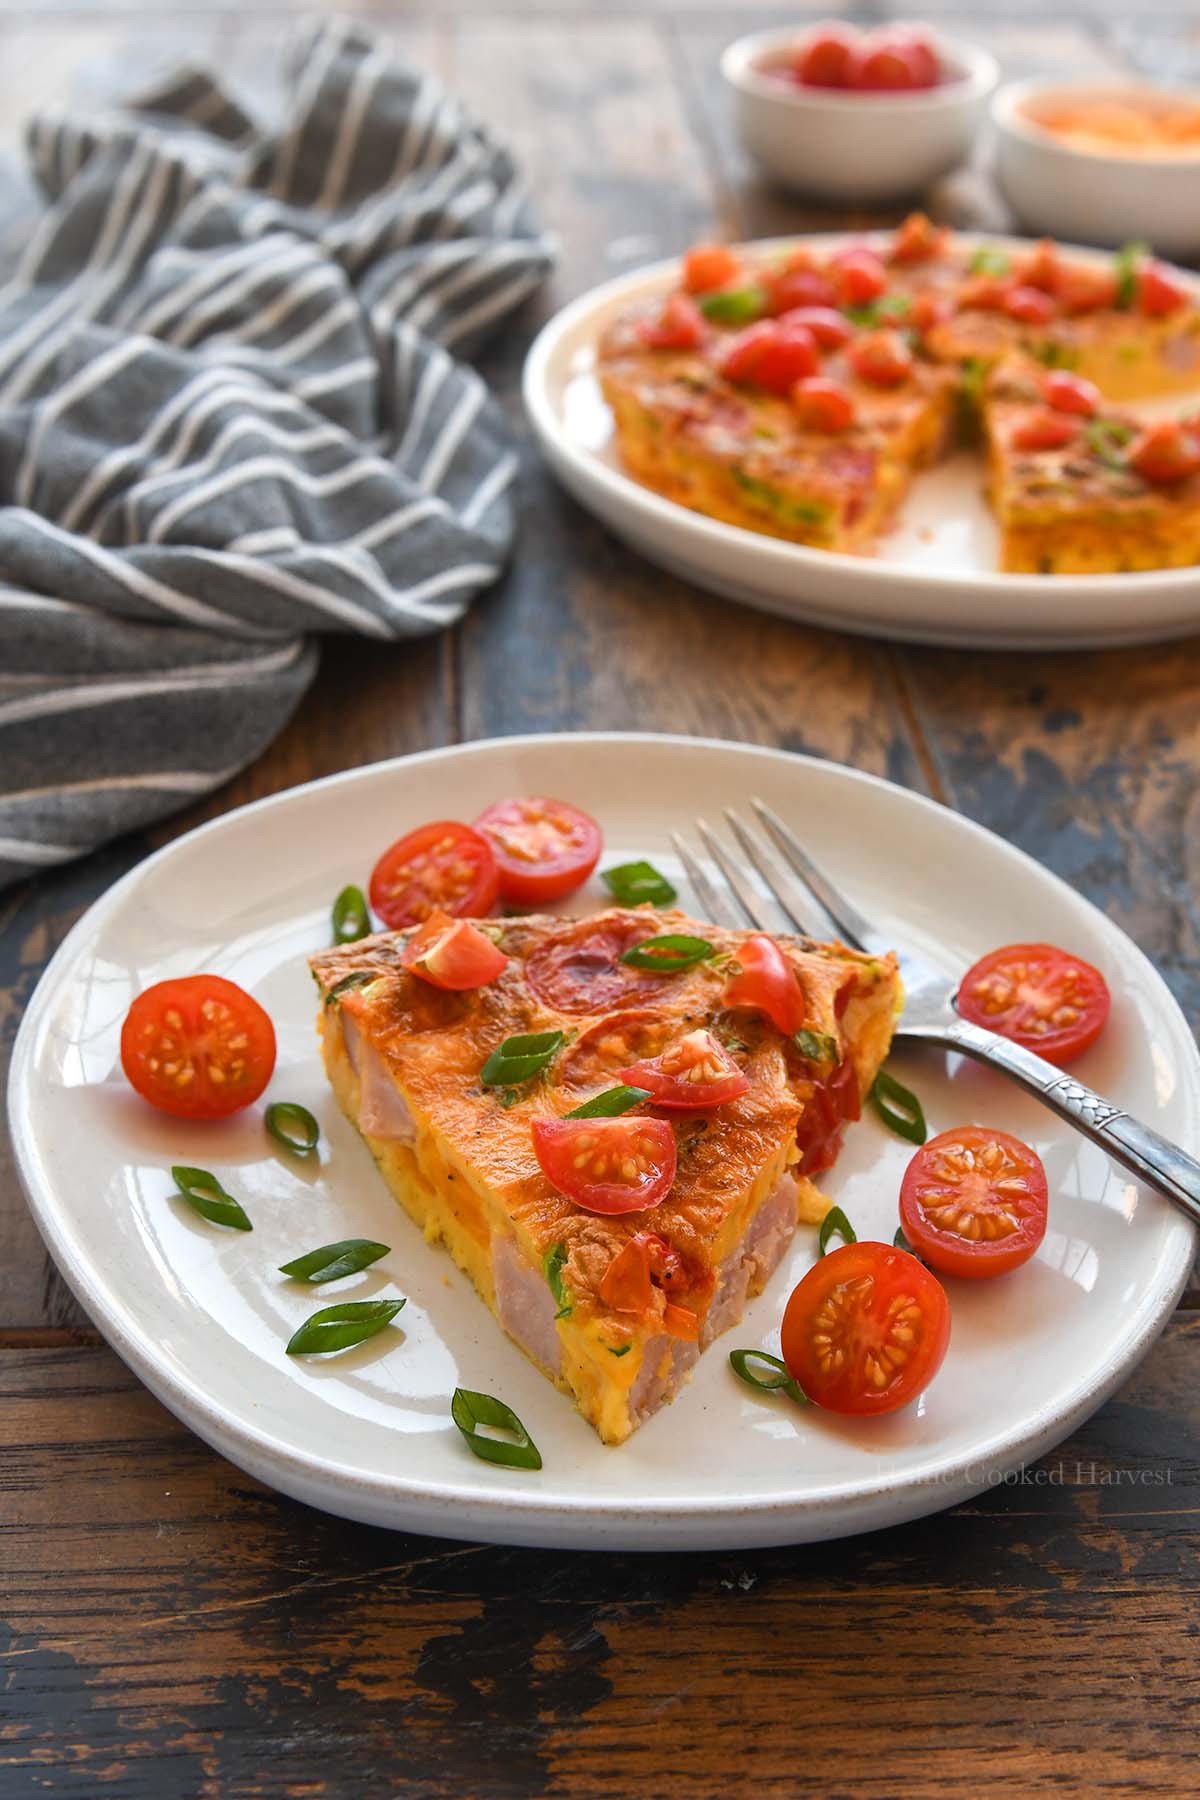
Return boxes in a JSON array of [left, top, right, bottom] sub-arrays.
[[0, 16, 554, 888]]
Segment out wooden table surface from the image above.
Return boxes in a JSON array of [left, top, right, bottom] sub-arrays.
[[3, 2, 1199, 1795]]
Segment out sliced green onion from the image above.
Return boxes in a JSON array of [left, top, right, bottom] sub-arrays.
[[278, 1239, 390, 1284], [543, 1242, 572, 1319], [565, 1084, 651, 1119], [601, 859, 678, 907], [729, 1348, 809, 1405], [844, 292, 911, 328], [608, 1343, 632, 1357], [1113, 240, 1148, 308], [968, 245, 1011, 277], [481, 1029, 565, 1087], [171, 1165, 252, 1232], [619, 933, 714, 972], [331, 884, 370, 945], [286, 1297, 405, 1356], [1085, 418, 1134, 471], [324, 970, 376, 1006], [265, 1101, 320, 1156], [794, 1029, 838, 1065], [698, 283, 767, 325], [451, 1388, 542, 1470], [870, 1069, 928, 1145], [818, 1205, 857, 1257]]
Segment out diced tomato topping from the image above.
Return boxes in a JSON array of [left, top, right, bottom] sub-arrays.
[[833, 247, 889, 306], [719, 320, 819, 394], [848, 328, 914, 387], [1042, 369, 1101, 417], [724, 933, 806, 1036], [909, 291, 953, 335], [777, 305, 853, 350], [1137, 260, 1189, 317], [619, 1028, 750, 1111], [791, 375, 857, 433], [766, 260, 839, 315], [682, 243, 742, 296], [1011, 411, 1078, 453], [1129, 420, 1200, 485], [1004, 284, 1056, 326], [956, 942, 1111, 1065], [532, 1115, 677, 1216], [793, 24, 860, 89], [637, 292, 707, 351], [473, 796, 601, 905], [890, 212, 947, 264], [1056, 265, 1119, 314], [899, 1126, 1049, 1280], [400, 911, 507, 991], [1018, 239, 1062, 293], [120, 975, 276, 1121], [781, 1242, 951, 1416], [958, 274, 1013, 312], [369, 821, 499, 929]]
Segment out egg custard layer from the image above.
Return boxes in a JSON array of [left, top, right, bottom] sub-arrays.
[[312, 907, 900, 1445]]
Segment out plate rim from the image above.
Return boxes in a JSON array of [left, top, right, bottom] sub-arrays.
[[10, 731, 1199, 1541]]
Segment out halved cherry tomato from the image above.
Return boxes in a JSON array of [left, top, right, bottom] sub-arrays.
[[719, 320, 819, 394], [473, 796, 601, 906], [557, 1008, 673, 1097], [532, 1116, 677, 1216], [890, 212, 946, 264], [1004, 284, 1056, 326], [833, 247, 888, 306], [637, 292, 706, 351], [1129, 419, 1200, 484], [849, 329, 913, 387], [599, 1235, 654, 1312], [867, 28, 939, 88], [899, 1125, 1049, 1280], [1137, 260, 1189, 317], [525, 916, 661, 1014], [400, 910, 507, 991], [781, 1241, 950, 1415], [724, 933, 805, 1036], [777, 305, 853, 350], [792, 375, 857, 433], [849, 39, 927, 91], [794, 25, 860, 89], [120, 974, 276, 1121], [1057, 265, 1118, 314], [1011, 410, 1078, 453], [957, 942, 1111, 1065], [683, 243, 742, 295], [620, 1027, 750, 1111], [795, 1056, 861, 1177], [1042, 370, 1101, 418], [369, 820, 499, 929], [766, 261, 838, 315]]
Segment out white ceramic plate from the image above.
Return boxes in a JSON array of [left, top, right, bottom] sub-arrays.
[[523, 235, 1200, 650], [10, 734, 1198, 1549]]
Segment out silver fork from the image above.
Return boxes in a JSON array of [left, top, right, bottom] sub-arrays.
[[672, 798, 1200, 1231]]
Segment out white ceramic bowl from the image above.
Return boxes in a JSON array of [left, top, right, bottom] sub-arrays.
[[993, 79, 1200, 257], [721, 26, 997, 202]]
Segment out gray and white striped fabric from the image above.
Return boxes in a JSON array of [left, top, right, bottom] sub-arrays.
[[0, 17, 554, 888]]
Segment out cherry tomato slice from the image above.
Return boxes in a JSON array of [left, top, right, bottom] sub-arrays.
[[834, 248, 889, 306], [1130, 420, 1200, 485], [525, 917, 663, 1014], [890, 212, 947, 264], [956, 942, 1111, 1065], [1011, 410, 1078, 453], [683, 243, 742, 295], [1004, 284, 1056, 325], [795, 1056, 861, 1177], [958, 274, 1013, 313], [400, 911, 507, 991], [724, 934, 806, 1036], [777, 305, 854, 350], [899, 1125, 1049, 1280], [781, 1241, 950, 1415], [791, 375, 857, 433], [1057, 265, 1118, 314], [638, 292, 706, 351], [369, 820, 499, 929], [849, 329, 914, 388], [1042, 370, 1101, 418], [533, 1116, 677, 1216], [1018, 239, 1062, 293], [794, 25, 860, 89], [719, 321, 819, 394], [473, 796, 601, 906], [620, 1027, 750, 1111], [599, 1234, 655, 1312], [556, 1009, 674, 1098], [120, 974, 276, 1120], [1137, 261, 1189, 317], [766, 261, 839, 316]]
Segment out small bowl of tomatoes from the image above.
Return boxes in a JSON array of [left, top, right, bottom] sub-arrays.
[[721, 20, 998, 202]]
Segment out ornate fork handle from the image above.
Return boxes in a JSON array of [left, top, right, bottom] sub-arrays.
[[921, 1018, 1200, 1233]]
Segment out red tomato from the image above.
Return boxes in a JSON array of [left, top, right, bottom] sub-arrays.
[[794, 25, 860, 89], [556, 1008, 673, 1097], [766, 261, 839, 315], [910, 291, 953, 334], [1018, 239, 1062, 293], [400, 911, 507, 991], [599, 1234, 654, 1311], [1137, 260, 1189, 317], [1042, 370, 1101, 418], [958, 274, 1013, 312], [683, 243, 742, 295], [791, 375, 857, 433], [890, 212, 946, 264], [795, 1056, 861, 1177], [781, 1241, 950, 1415], [620, 1027, 750, 1110], [120, 975, 276, 1121], [663, 1301, 699, 1341], [833, 247, 889, 306], [899, 1125, 1049, 1280], [719, 321, 819, 394], [724, 933, 806, 1036], [525, 917, 662, 1014], [637, 292, 706, 351], [1130, 420, 1200, 484], [369, 820, 498, 929], [777, 305, 853, 349], [532, 1116, 677, 1216], [1057, 265, 1118, 314], [473, 796, 601, 906], [957, 942, 1111, 1065], [850, 32, 937, 91], [1004, 284, 1056, 326], [1011, 410, 1078, 453], [849, 328, 914, 387]]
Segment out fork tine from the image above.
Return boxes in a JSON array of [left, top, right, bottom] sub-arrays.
[[669, 831, 740, 927], [693, 818, 779, 933], [751, 797, 882, 955], [723, 808, 830, 940]]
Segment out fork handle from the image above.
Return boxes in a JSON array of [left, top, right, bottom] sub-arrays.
[[925, 1019, 1200, 1233]]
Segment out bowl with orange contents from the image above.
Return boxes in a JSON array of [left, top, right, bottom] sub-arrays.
[[994, 79, 1200, 258], [721, 20, 998, 201]]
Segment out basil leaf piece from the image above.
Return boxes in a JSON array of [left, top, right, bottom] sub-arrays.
[[279, 1239, 390, 1284], [729, 1348, 809, 1405], [331, 884, 370, 945], [619, 934, 714, 972], [265, 1101, 320, 1156], [870, 1069, 928, 1145], [171, 1165, 252, 1232], [794, 1029, 838, 1065], [543, 1242, 573, 1319], [698, 283, 767, 325], [968, 245, 1010, 277], [451, 1388, 542, 1470], [1113, 240, 1148, 309], [324, 970, 376, 1006], [601, 859, 678, 907], [565, 1084, 651, 1119], [480, 1029, 565, 1087], [286, 1298, 405, 1355], [818, 1205, 857, 1257]]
